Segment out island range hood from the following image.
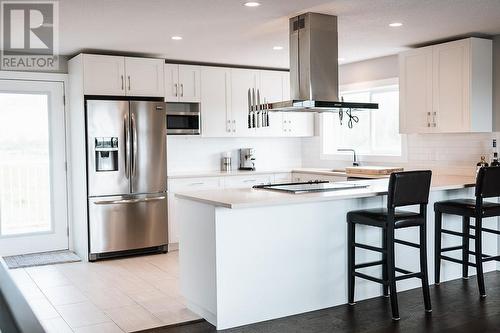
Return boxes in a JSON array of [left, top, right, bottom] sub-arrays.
[[268, 12, 378, 112]]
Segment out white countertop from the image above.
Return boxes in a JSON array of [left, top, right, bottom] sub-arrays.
[[167, 169, 294, 179], [175, 175, 476, 209]]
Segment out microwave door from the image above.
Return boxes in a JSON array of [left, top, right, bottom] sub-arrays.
[[86, 100, 131, 197], [130, 101, 167, 194]]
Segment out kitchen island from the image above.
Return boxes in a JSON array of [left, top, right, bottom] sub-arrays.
[[176, 175, 498, 330]]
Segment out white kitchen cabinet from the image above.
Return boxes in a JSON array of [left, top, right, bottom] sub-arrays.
[[273, 172, 292, 183], [83, 54, 126, 96], [168, 177, 223, 244], [223, 174, 273, 189], [165, 64, 201, 102], [258, 70, 284, 137], [124, 57, 164, 97], [82, 54, 164, 97], [281, 72, 315, 137], [399, 38, 492, 134], [200, 66, 232, 137], [231, 68, 259, 136], [291, 172, 347, 183]]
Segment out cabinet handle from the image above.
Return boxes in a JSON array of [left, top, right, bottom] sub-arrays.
[[189, 182, 205, 186], [180, 84, 184, 97], [121, 75, 124, 90], [243, 179, 257, 182], [127, 76, 131, 90], [174, 83, 178, 97], [432, 111, 437, 127]]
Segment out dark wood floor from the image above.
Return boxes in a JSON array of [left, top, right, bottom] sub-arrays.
[[139, 271, 500, 333]]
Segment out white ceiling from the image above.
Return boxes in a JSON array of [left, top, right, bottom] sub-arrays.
[[59, 0, 500, 68]]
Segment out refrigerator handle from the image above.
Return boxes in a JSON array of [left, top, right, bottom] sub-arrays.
[[131, 112, 138, 177], [124, 113, 130, 179]]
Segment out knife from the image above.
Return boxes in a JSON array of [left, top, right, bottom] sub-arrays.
[[247, 88, 252, 128], [256, 89, 261, 128], [252, 88, 256, 128]]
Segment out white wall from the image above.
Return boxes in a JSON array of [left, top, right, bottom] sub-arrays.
[[167, 136, 302, 173], [302, 50, 500, 176]]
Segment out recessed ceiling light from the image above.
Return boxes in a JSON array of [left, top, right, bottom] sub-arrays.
[[171, 36, 183, 40], [273, 46, 283, 50], [389, 22, 403, 27], [244, 1, 261, 7]]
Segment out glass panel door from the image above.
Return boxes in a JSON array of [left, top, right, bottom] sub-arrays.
[[0, 80, 67, 256]]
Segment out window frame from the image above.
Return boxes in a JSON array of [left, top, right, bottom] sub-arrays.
[[320, 78, 408, 164]]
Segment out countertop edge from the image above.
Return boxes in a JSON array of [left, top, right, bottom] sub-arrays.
[[175, 181, 476, 209]]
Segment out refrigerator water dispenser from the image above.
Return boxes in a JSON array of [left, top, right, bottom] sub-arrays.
[[95, 137, 118, 172]]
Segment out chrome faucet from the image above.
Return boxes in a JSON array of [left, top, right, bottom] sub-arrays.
[[338, 149, 359, 166]]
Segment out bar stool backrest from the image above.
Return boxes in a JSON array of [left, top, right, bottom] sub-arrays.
[[476, 167, 500, 198], [387, 170, 432, 209]]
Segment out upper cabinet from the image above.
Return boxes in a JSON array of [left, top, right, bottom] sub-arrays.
[[82, 54, 164, 97], [165, 64, 201, 103], [124, 57, 164, 97], [399, 38, 492, 134], [200, 66, 232, 137]]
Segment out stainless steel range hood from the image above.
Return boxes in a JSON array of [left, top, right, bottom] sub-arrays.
[[269, 13, 378, 112]]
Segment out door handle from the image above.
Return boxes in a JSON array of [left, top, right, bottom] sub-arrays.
[[94, 196, 166, 205], [131, 113, 138, 177], [174, 83, 178, 97], [127, 76, 131, 91], [180, 84, 184, 97], [124, 113, 130, 179]]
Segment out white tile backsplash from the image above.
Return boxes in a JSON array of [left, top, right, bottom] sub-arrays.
[[167, 136, 302, 173]]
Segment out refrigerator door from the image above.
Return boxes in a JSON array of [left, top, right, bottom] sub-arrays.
[[86, 100, 131, 197], [88, 193, 168, 254], [130, 101, 167, 194]]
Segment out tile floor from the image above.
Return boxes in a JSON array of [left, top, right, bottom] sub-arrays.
[[7, 251, 200, 333]]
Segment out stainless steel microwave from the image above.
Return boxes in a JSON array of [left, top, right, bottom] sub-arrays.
[[166, 107, 200, 135]]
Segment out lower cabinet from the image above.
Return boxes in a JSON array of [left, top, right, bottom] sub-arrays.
[[291, 172, 347, 183], [167, 177, 224, 244], [167, 172, 291, 244]]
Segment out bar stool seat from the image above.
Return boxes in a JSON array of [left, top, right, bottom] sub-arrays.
[[435, 199, 500, 217], [434, 167, 500, 298], [347, 170, 433, 321], [347, 208, 424, 229]]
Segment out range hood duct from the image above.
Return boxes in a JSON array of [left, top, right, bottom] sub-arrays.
[[269, 12, 378, 112]]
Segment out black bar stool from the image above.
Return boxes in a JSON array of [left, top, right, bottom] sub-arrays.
[[347, 170, 433, 320], [434, 166, 500, 297]]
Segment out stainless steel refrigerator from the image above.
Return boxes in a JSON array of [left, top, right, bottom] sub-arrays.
[[85, 100, 168, 261]]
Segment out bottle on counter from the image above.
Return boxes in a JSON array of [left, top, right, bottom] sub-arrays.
[[220, 151, 232, 172], [477, 156, 489, 174], [491, 139, 500, 167]]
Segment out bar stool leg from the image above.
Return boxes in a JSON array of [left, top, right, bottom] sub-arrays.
[[347, 221, 356, 305], [474, 217, 486, 297], [419, 224, 432, 312], [434, 211, 442, 285], [462, 217, 470, 279], [382, 228, 389, 297], [387, 227, 399, 320]]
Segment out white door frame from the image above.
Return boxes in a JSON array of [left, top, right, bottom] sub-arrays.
[[0, 71, 69, 256]]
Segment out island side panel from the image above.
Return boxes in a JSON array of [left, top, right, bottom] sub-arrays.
[[178, 198, 218, 325], [214, 196, 385, 330]]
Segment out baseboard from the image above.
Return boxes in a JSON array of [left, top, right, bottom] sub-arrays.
[[168, 243, 179, 251]]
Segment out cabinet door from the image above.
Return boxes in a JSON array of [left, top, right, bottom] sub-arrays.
[[432, 40, 470, 132], [258, 70, 284, 137], [178, 65, 201, 102], [200, 67, 232, 137], [281, 72, 314, 137], [399, 47, 434, 133], [223, 174, 273, 189], [125, 57, 164, 97], [165, 64, 180, 102], [168, 177, 222, 244], [231, 68, 259, 136], [83, 54, 126, 96]]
